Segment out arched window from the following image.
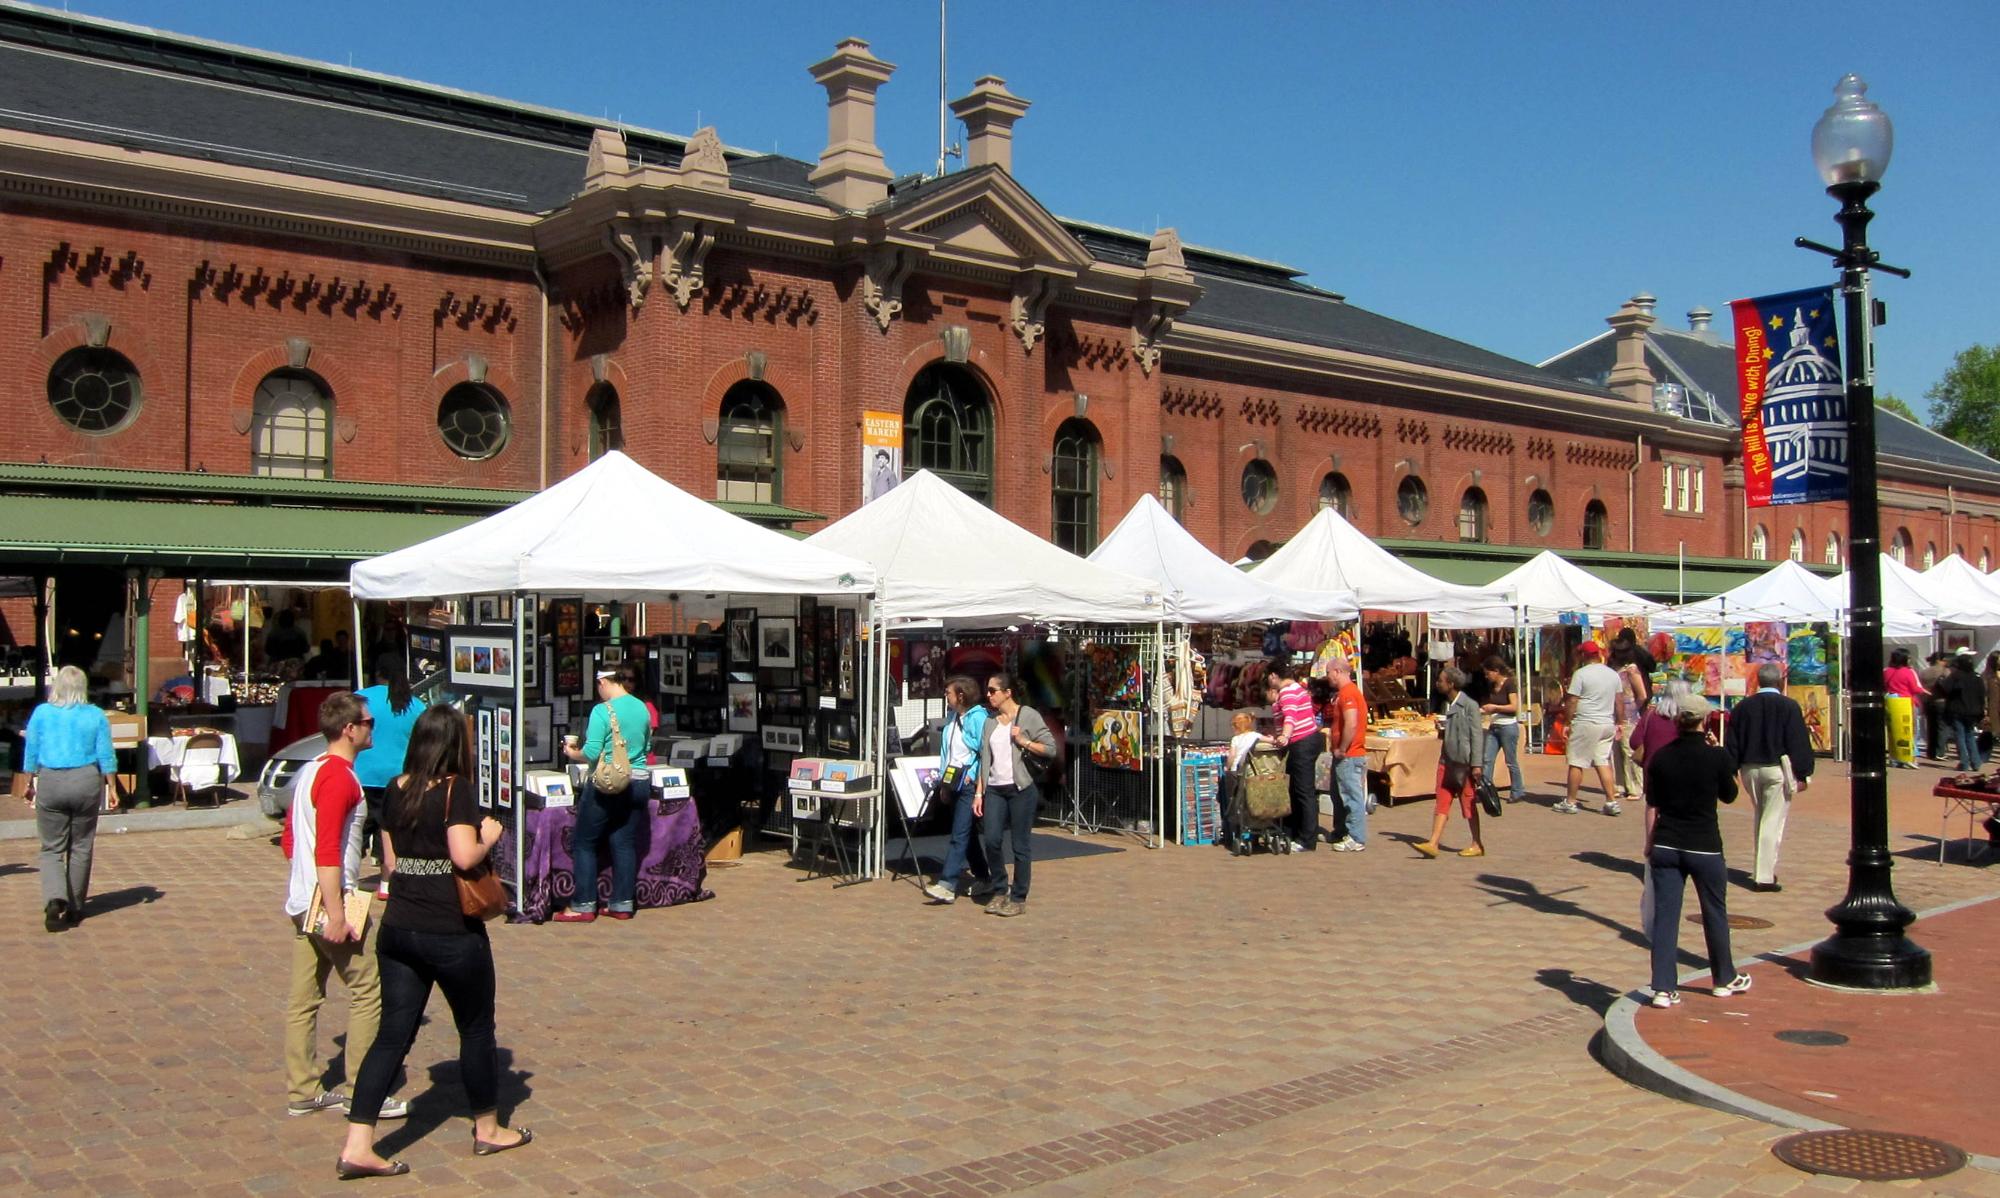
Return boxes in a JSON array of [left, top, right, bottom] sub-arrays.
[[1241, 460, 1278, 515], [1749, 525, 1768, 561], [1788, 528, 1806, 562], [903, 363, 991, 503], [1527, 489, 1554, 537], [1826, 531, 1843, 566], [1051, 419, 1101, 554], [1983, 549, 1992, 572], [717, 381, 784, 503], [586, 382, 623, 460], [1890, 529, 1911, 563], [1582, 500, 1609, 550], [437, 382, 511, 460], [251, 368, 333, 478], [1396, 475, 1428, 526], [1159, 456, 1187, 522], [1955, 544, 1966, 561], [1318, 472, 1352, 517], [1924, 543, 1937, 569], [1458, 486, 1489, 543], [48, 347, 142, 434], [1244, 539, 1277, 562]]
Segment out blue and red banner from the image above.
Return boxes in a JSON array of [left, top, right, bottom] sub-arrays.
[[1732, 286, 1846, 508]]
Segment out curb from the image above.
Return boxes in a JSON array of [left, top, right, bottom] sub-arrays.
[[1600, 892, 2000, 1173], [0, 804, 271, 841]]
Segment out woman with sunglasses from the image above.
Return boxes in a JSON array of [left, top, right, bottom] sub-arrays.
[[973, 674, 1056, 917], [337, 705, 530, 1179]]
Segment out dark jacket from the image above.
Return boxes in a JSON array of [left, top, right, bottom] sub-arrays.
[[1645, 732, 1739, 855], [1938, 664, 1986, 721], [1723, 690, 1815, 780]]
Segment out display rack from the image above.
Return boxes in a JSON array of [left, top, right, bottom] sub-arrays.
[[1176, 746, 1224, 846]]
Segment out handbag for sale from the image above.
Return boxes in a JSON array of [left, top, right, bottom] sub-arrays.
[[1476, 775, 1504, 819]]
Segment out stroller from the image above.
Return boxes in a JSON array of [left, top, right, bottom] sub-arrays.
[[1227, 745, 1293, 856]]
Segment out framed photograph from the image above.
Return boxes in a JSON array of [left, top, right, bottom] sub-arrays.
[[658, 646, 689, 697], [725, 607, 758, 670], [549, 597, 583, 695], [522, 704, 553, 765], [822, 707, 855, 756], [448, 629, 517, 694], [837, 606, 856, 700], [520, 596, 539, 692], [889, 754, 942, 820], [476, 708, 495, 809], [758, 616, 798, 668], [797, 597, 818, 687], [726, 681, 758, 732], [760, 724, 804, 753]]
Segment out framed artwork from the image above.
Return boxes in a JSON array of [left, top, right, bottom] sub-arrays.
[[495, 704, 516, 801], [448, 629, 517, 694], [549, 597, 583, 695], [816, 606, 837, 689], [906, 640, 948, 700], [725, 607, 758, 670], [758, 616, 798, 668], [522, 703, 554, 765], [822, 707, 855, 756], [659, 646, 690, 697], [476, 708, 495, 809], [520, 597, 539, 691], [798, 597, 818, 687], [837, 606, 856, 700], [726, 681, 758, 732], [760, 724, 804, 753]]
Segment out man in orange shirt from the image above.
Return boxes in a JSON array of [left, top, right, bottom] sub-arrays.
[[1327, 659, 1370, 851]]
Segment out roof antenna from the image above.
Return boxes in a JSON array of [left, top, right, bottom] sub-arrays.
[[937, 0, 961, 177]]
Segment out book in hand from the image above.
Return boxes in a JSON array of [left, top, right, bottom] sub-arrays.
[[305, 886, 372, 940]]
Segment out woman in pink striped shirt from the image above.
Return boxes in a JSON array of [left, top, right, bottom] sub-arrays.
[[1264, 664, 1324, 851]]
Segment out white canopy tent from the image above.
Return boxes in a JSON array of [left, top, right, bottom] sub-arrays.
[[1088, 494, 1358, 623], [1919, 554, 2000, 627], [1832, 554, 1940, 642], [1249, 506, 1516, 622], [1430, 550, 1661, 630], [1658, 559, 1844, 627]]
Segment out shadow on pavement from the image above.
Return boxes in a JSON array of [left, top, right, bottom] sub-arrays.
[[373, 1048, 534, 1155], [1477, 872, 1703, 969], [1570, 850, 1642, 880], [81, 885, 163, 917], [1535, 966, 1621, 1015], [0, 862, 31, 879]]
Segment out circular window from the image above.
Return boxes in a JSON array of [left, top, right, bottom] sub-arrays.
[[1241, 459, 1279, 515], [437, 383, 511, 460], [1527, 489, 1554, 537], [47, 347, 142, 434], [1396, 475, 1428, 525]]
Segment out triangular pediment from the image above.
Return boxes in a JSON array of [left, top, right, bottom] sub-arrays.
[[878, 167, 1095, 274]]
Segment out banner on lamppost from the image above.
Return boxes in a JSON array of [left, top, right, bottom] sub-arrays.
[[861, 410, 903, 505], [1732, 285, 1846, 508]]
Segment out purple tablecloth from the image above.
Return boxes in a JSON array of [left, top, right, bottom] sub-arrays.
[[502, 797, 712, 923]]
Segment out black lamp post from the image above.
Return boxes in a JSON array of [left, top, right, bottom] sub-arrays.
[[1795, 75, 1930, 990]]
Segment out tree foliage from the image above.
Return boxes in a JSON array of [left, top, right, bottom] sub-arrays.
[[1928, 345, 2000, 457], [1876, 393, 1917, 423]]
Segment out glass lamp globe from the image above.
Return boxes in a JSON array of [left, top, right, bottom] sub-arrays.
[[1812, 74, 1893, 186]]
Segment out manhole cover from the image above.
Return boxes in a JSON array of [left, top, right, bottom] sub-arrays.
[[1775, 1029, 1849, 1047], [1688, 913, 1774, 930], [706, 860, 742, 869], [1772, 1130, 1965, 1180]]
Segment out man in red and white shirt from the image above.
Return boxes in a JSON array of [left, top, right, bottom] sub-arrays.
[[1264, 663, 1324, 852], [280, 692, 405, 1120]]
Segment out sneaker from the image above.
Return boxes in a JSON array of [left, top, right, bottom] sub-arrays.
[[983, 893, 1009, 914], [44, 899, 69, 934], [1364, 797, 1378, 814], [339, 1094, 409, 1120], [1331, 837, 1365, 852], [990, 898, 1026, 917], [922, 881, 957, 904], [1603, 801, 1623, 817], [1552, 801, 1580, 815], [287, 1089, 348, 1117], [967, 879, 998, 900], [1649, 990, 1681, 1009], [1715, 974, 1754, 996], [1288, 840, 1306, 854]]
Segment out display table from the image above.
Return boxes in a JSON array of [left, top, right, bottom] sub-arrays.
[[1933, 780, 2000, 866], [145, 733, 240, 789], [505, 796, 712, 922], [1365, 732, 1440, 802]]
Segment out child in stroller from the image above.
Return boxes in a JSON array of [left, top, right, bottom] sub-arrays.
[[1225, 711, 1292, 855]]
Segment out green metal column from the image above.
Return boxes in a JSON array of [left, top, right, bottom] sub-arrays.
[[130, 570, 152, 806]]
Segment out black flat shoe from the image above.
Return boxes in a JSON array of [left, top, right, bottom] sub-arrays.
[[472, 1126, 533, 1156], [44, 900, 68, 934], [335, 1157, 409, 1180]]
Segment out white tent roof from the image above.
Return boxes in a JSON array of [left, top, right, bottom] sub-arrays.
[[1658, 559, 1840, 626], [806, 470, 1163, 626], [1433, 550, 1661, 629], [349, 451, 877, 601], [1249, 506, 1516, 621], [1920, 554, 2000, 626], [1831, 554, 1938, 640], [1088, 494, 1358, 624]]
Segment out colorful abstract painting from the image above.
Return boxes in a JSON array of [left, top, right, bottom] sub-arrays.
[[1091, 708, 1143, 771]]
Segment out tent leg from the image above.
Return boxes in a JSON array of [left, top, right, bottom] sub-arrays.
[[512, 597, 527, 912]]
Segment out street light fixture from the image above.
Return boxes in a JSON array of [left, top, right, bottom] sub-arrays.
[[1795, 75, 1930, 990]]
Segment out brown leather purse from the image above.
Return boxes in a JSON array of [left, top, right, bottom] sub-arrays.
[[435, 775, 506, 921]]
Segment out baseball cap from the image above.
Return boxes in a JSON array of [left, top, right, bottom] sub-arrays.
[[1577, 642, 1603, 658], [1680, 693, 1712, 721]]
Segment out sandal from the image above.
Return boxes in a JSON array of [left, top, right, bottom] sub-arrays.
[[472, 1126, 534, 1157]]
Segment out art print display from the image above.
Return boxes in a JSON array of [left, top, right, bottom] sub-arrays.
[[448, 630, 518, 694], [1789, 685, 1832, 751], [1091, 708, 1143, 770], [519, 597, 538, 691], [760, 724, 804, 753], [816, 606, 837, 689], [658, 646, 689, 697], [758, 616, 798, 668], [725, 607, 758, 670], [1667, 627, 1726, 697], [797, 597, 818, 687], [822, 708, 856, 756], [549, 597, 583, 695], [476, 708, 495, 809], [888, 755, 942, 820], [905, 640, 948, 700], [472, 595, 511, 626], [837, 607, 856, 700], [495, 704, 516, 803], [1786, 625, 1827, 686], [1745, 621, 1788, 689], [726, 681, 758, 732], [522, 703, 554, 765]]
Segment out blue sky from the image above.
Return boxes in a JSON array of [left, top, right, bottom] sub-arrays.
[[62, 0, 2000, 414]]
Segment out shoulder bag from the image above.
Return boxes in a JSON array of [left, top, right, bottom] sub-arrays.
[[591, 705, 634, 795], [437, 776, 507, 921]]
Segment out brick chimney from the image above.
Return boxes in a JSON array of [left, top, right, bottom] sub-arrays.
[[806, 38, 896, 210], [949, 76, 1030, 174], [1605, 293, 1657, 404]]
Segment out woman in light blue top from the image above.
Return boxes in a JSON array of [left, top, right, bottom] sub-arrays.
[[555, 662, 654, 922], [354, 658, 426, 880], [24, 665, 116, 932]]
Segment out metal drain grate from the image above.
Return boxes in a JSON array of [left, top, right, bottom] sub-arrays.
[[1775, 1029, 1849, 1047], [1772, 1130, 1966, 1180], [1686, 913, 1774, 929]]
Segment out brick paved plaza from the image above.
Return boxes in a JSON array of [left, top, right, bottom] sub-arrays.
[[4, 756, 1998, 1197]]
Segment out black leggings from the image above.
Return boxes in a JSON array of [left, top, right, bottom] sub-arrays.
[[348, 924, 499, 1123]]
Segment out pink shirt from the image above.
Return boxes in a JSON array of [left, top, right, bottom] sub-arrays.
[[1883, 666, 1925, 698], [1275, 681, 1316, 746]]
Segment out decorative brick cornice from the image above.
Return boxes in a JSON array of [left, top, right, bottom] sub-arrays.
[[433, 291, 518, 334], [1160, 385, 1223, 419], [1240, 396, 1281, 427], [1053, 328, 1127, 372], [1525, 436, 1556, 461], [46, 242, 150, 291], [1296, 404, 1380, 438], [704, 279, 818, 324], [1566, 442, 1638, 470], [190, 259, 401, 319], [1396, 417, 1431, 445], [1441, 425, 1513, 455]]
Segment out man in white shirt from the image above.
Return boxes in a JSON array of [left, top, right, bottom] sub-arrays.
[[1557, 642, 1626, 815]]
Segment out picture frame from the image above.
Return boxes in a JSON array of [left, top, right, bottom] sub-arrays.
[[448, 628, 518, 694], [522, 703, 554, 765], [758, 616, 798, 668], [726, 680, 758, 732], [837, 606, 856, 700], [725, 607, 758, 670], [520, 596, 539, 691], [760, 724, 804, 753], [797, 596, 818, 687], [658, 646, 689, 697], [476, 708, 495, 809]]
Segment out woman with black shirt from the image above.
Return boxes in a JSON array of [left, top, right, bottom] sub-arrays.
[[1641, 693, 1753, 1008], [336, 706, 530, 1180]]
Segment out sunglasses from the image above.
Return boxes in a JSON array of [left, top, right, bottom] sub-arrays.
[[351, 717, 375, 728], [985, 686, 1004, 694]]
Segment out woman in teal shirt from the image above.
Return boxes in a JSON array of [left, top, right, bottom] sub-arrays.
[[354, 659, 426, 879], [555, 662, 652, 922], [25, 665, 116, 932]]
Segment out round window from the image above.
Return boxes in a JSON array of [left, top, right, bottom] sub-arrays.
[[1527, 489, 1554, 537], [1396, 475, 1429, 525], [1241, 459, 1279, 515], [437, 383, 511, 460], [48, 347, 142, 434]]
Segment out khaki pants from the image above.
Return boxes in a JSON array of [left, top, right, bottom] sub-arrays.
[[284, 910, 382, 1102], [1614, 723, 1643, 798], [1740, 764, 1790, 885]]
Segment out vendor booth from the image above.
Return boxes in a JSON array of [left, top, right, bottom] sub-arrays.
[[350, 451, 878, 914]]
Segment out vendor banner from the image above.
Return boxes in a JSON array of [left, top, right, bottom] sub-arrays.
[[1732, 285, 1846, 508], [862, 410, 903, 503]]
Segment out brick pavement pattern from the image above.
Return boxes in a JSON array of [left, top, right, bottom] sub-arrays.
[[3, 756, 1998, 1196]]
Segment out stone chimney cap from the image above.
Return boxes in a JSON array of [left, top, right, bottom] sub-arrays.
[[811, 37, 895, 87], [950, 76, 1030, 119]]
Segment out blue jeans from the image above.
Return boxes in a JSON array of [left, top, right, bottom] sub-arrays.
[[981, 781, 1038, 902], [1646, 846, 1735, 993], [1948, 715, 1982, 771], [1482, 722, 1523, 799], [569, 771, 651, 913], [936, 782, 989, 887], [1334, 756, 1368, 844]]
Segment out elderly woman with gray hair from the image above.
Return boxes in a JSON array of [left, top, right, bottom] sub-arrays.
[[1414, 667, 1484, 858], [24, 665, 117, 932], [1631, 679, 1698, 771]]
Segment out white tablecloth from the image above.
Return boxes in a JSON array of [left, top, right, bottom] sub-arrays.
[[145, 734, 241, 789]]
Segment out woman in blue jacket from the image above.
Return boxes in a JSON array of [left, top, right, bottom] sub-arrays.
[[26, 665, 116, 932], [923, 675, 991, 904]]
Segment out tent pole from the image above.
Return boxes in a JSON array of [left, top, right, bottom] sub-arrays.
[[244, 585, 253, 683], [350, 597, 364, 686], [1153, 619, 1164, 850], [513, 595, 527, 909]]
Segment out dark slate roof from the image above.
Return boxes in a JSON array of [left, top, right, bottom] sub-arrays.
[[0, 4, 819, 212]]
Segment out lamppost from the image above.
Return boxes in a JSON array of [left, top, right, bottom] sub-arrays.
[[1795, 75, 1930, 990]]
